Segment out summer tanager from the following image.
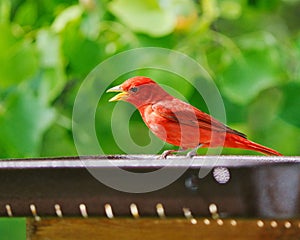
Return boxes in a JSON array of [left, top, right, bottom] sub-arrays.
[[107, 76, 282, 157]]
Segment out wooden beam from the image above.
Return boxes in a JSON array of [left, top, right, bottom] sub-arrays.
[[27, 218, 300, 240]]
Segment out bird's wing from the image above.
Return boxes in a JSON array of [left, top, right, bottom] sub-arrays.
[[152, 99, 246, 138]]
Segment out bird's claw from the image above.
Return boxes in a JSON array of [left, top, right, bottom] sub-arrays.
[[159, 146, 202, 159], [158, 150, 174, 159], [186, 150, 197, 158], [186, 144, 203, 158]]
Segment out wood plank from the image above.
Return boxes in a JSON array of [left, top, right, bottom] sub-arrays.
[[27, 218, 300, 240]]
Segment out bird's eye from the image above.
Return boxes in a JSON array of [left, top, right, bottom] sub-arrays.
[[130, 87, 138, 93]]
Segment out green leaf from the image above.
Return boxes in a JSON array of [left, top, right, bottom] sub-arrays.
[[14, 1, 37, 27], [0, 87, 55, 158], [295, 34, 300, 82], [34, 29, 66, 102], [219, 0, 242, 19], [248, 0, 280, 10], [80, 11, 101, 40], [222, 96, 248, 124], [52, 5, 83, 33], [31, 68, 66, 103], [248, 88, 282, 131], [219, 32, 284, 104], [62, 34, 102, 76], [41, 124, 76, 157], [36, 29, 61, 68], [0, 218, 26, 240], [253, 119, 300, 156], [0, 0, 11, 24], [161, 0, 197, 18], [0, 25, 38, 89], [279, 82, 300, 128], [109, 0, 176, 37]]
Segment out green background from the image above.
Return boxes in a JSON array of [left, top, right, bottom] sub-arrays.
[[1, 0, 300, 159], [1, 0, 300, 238]]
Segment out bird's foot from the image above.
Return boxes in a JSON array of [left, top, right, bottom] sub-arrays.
[[186, 150, 197, 158], [158, 150, 177, 159], [186, 144, 203, 158], [158, 148, 187, 159]]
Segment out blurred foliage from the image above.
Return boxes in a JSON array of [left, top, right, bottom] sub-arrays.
[[0, 218, 26, 240], [0, 0, 300, 158]]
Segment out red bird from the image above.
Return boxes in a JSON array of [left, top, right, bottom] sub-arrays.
[[107, 76, 282, 157]]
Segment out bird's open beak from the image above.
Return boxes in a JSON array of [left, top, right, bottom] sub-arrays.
[[106, 85, 128, 102]]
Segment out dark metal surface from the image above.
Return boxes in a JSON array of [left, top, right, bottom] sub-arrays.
[[0, 155, 299, 218]]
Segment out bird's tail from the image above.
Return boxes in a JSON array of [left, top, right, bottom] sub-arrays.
[[225, 134, 282, 156], [242, 140, 282, 156]]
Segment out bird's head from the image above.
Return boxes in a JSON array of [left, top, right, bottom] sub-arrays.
[[107, 76, 169, 108]]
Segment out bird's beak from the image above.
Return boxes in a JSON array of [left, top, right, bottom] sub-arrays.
[[106, 85, 128, 102]]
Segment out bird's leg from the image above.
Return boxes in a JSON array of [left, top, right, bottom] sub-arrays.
[[159, 148, 186, 159], [186, 144, 203, 158]]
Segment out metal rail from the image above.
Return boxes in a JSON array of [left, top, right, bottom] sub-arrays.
[[0, 155, 299, 219], [0, 155, 299, 168]]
